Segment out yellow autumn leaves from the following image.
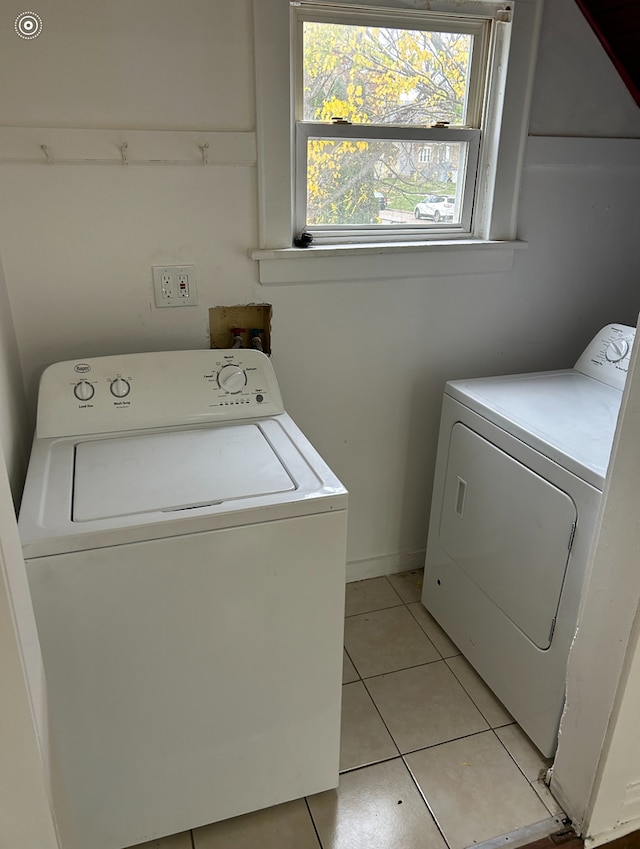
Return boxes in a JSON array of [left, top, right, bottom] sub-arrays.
[[302, 21, 470, 224]]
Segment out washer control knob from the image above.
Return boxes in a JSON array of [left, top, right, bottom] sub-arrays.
[[606, 338, 630, 363], [218, 365, 246, 392], [74, 380, 95, 401], [110, 377, 131, 398]]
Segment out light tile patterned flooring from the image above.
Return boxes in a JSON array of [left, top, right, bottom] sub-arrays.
[[128, 570, 563, 849]]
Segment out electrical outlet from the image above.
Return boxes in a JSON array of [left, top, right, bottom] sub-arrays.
[[160, 273, 173, 300], [152, 265, 198, 308], [176, 273, 191, 298]]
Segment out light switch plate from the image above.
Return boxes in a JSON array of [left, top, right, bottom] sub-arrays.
[[152, 265, 198, 307]]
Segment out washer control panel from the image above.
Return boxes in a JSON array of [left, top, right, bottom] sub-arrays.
[[575, 324, 636, 390], [37, 350, 285, 438]]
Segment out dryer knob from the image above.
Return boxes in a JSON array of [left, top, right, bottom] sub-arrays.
[[110, 378, 131, 398], [74, 380, 95, 401], [218, 365, 246, 392], [606, 338, 629, 363]]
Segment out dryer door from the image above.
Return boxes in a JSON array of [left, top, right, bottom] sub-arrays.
[[439, 423, 577, 649]]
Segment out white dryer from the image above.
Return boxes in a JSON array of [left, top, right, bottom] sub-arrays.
[[422, 324, 635, 758], [19, 349, 347, 849]]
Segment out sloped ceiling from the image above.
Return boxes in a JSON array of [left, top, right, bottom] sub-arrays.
[[575, 0, 640, 107]]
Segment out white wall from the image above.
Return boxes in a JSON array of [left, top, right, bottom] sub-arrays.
[[587, 617, 640, 846], [0, 251, 59, 846], [0, 0, 254, 131], [529, 0, 640, 137], [0, 256, 29, 502], [1, 0, 639, 577], [0, 452, 60, 849]]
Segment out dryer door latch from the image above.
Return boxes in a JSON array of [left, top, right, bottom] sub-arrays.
[[568, 522, 576, 552]]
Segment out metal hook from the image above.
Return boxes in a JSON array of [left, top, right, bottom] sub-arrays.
[[120, 142, 129, 166], [41, 144, 54, 164], [199, 143, 209, 166]]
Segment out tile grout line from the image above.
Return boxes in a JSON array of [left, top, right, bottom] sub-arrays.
[[490, 729, 560, 817], [442, 655, 513, 732], [402, 753, 454, 849], [382, 573, 414, 606], [304, 796, 325, 849], [339, 753, 403, 776], [342, 644, 361, 681], [339, 725, 503, 774], [354, 673, 403, 762], [398, 727, 499, 758], [405, 600, 463, 659], [344, 600, 404, 618], [357, 655, 450, 683]]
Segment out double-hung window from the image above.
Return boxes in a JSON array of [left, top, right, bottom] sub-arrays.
[[294, 6, 487, 242], [253, 0, 543, 272]]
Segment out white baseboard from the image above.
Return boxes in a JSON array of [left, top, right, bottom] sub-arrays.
[[346, 549, 426, 583]]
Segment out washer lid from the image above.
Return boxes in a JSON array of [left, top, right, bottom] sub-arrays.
[[73, 424, 295, 521], [446, 370, 623, 488]]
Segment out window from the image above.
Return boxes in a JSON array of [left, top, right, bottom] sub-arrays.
[[294, 8, 486, 240], [252, 0, 543, 275]]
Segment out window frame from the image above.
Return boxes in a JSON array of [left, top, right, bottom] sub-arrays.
[[252, 0, 544, 278], [295, 3, 492, 243]]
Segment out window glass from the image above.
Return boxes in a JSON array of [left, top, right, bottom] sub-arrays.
[[306, 137, 467, 227], [302, 22, 473, 127]]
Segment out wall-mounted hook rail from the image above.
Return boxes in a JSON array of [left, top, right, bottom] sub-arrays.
[[0, 128, 257, 167]]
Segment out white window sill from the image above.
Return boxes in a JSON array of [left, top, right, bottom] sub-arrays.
[[250, 239, 527, 284]]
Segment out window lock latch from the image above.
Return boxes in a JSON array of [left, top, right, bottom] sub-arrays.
[[331, 117, 352, 125], [431, 121, 450, 128]]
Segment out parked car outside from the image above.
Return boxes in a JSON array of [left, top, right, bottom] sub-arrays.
[[414, 195, 455, 222]]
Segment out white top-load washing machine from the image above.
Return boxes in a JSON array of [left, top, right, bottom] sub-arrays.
[[422, 324, 635, 758], [19, 349, 348, 849]]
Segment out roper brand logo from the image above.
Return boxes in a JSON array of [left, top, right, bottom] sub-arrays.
[[74, 363, 91, 374]]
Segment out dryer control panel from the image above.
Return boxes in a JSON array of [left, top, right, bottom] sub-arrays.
[[36, 350, 285, 438], [574, 324, 636, 391]]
